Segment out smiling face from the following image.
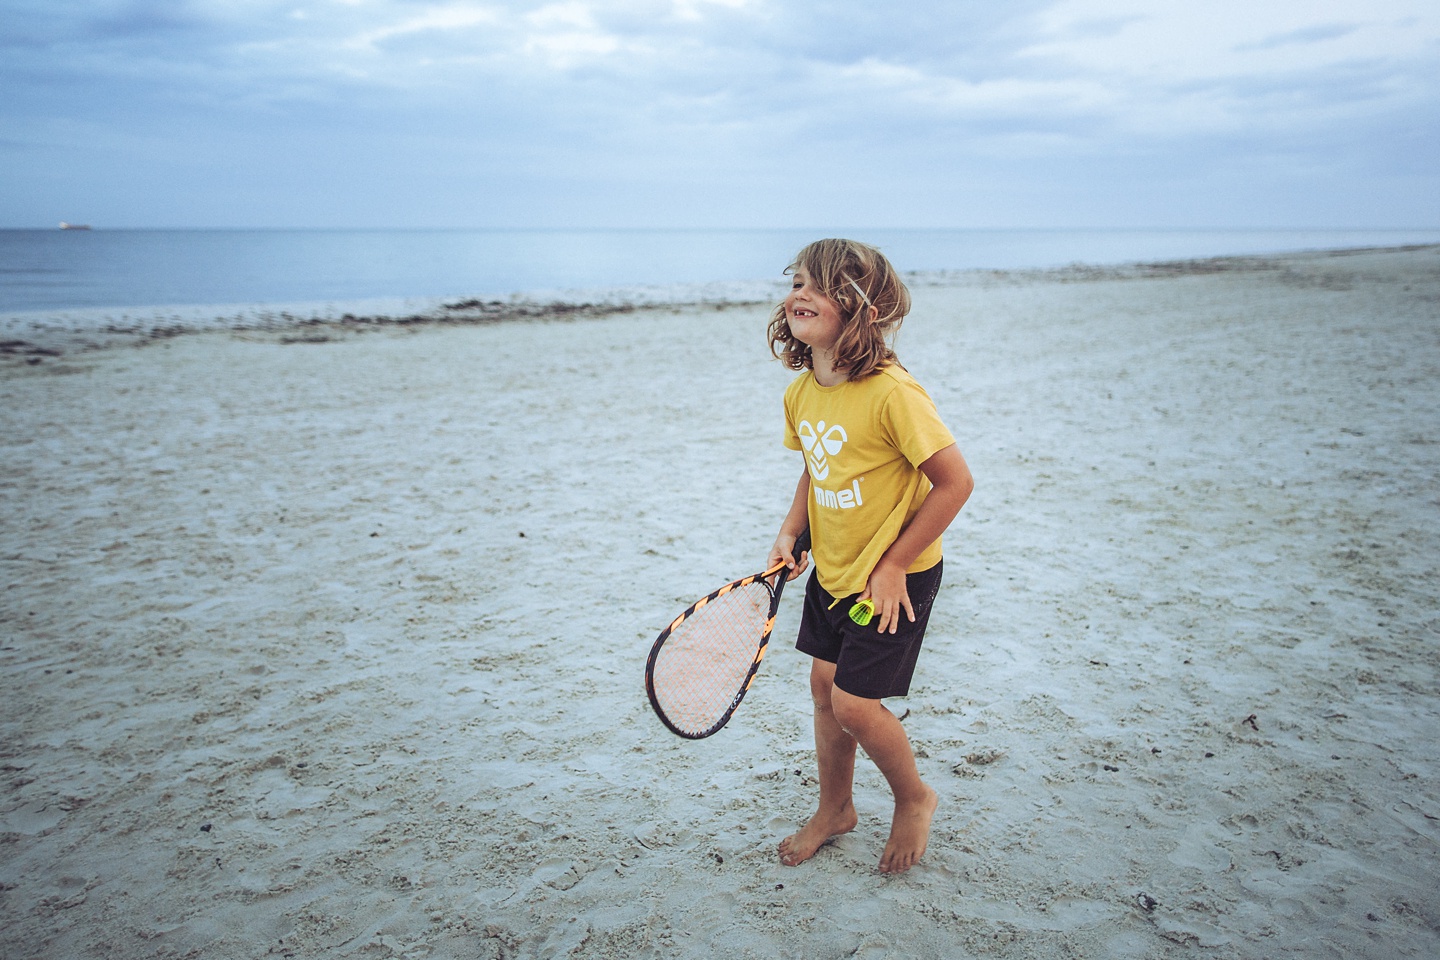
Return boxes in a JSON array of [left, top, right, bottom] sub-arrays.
[[784, 267, 844, 353]]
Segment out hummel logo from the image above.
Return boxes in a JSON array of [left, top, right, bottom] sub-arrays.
[[797, 420, 847, 481]]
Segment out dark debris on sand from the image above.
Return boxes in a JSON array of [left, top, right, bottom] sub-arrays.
[[1, 298, 764, 360]]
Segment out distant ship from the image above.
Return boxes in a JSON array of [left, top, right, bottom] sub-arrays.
[[59, 222, 92, 230]]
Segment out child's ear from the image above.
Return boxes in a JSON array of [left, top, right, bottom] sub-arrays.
[[866, 304, 880, 324]]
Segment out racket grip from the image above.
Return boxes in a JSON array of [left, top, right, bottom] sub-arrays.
[[773, 527, 811, 601]]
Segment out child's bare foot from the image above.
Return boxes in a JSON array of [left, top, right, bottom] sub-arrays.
[[777, 803, 858, 866], [878, 785, 938, 874]]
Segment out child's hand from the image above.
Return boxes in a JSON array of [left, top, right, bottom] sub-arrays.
[[862, 560, 914, 634], [768, 534, 810, 582]]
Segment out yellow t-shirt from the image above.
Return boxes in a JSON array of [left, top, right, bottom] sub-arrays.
[[783, 364, 955, 598]]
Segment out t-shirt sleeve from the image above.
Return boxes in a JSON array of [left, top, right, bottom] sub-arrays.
[[879, 378, 955, 468], [783, 424, 802, 450], [782, 378, 803, 450]]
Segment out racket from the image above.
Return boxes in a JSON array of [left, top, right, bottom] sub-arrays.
[[645, 528, 811, 739]]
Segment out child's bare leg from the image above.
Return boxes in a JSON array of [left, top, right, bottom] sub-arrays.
[[778, 659, 859, 865], [831, 686, 938, 873]]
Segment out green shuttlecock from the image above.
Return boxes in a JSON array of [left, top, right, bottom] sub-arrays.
[[848, 598, 875, 626]]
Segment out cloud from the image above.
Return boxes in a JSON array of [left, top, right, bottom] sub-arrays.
[[1239, 23, 1362, 51], [1009, 0, 1440, 142], [1, 0, 1437, 226], [341, 3, 502, 53], [21, 2, 1426, 134], [1023, 0, 1437, 78]]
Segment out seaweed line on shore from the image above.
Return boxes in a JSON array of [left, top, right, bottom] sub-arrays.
[[3, 243, 1436, 363], [0, 297, 771, 361]]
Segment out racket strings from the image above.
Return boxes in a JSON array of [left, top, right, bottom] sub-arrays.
[[651, 581, 773, 736]]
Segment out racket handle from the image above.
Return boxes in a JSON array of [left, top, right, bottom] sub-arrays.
[[772, 527, 811, 602]]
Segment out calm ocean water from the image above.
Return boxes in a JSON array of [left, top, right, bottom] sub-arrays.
[[3, 228, 1438, 314]]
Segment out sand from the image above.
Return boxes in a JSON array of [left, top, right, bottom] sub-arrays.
[[2, 246, 1438, 959]]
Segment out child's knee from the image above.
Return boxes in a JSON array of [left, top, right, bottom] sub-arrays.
[[809, 671, 835, 710], [808, 660, 839, 709], [830, 688, 882, 737]]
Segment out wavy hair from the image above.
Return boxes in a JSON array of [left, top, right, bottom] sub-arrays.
[[767, 238, 911, 380]]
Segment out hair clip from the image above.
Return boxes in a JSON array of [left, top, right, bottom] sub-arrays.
[[845, 277, 872, 307]]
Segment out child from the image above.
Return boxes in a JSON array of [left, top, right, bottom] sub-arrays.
[[766, 239, 973, 874]]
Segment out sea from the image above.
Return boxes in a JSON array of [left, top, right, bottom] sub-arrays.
[[4, 227, 1439, 318]]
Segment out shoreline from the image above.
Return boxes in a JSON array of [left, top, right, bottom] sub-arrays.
[[4, 242, 1436, 360]]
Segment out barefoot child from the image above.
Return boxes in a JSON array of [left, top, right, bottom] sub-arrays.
[[767, 239, 973, 874]]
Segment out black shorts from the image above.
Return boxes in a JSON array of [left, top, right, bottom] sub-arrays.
[[796, 561, 943, 701]]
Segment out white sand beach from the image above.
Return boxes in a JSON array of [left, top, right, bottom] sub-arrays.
[[3, 246, 1439, 958]]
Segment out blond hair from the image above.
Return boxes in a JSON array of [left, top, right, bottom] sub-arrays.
[[767, 238, 911, 380]]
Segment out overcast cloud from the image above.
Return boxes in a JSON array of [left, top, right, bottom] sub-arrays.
[[2, 0, 1437, 227]]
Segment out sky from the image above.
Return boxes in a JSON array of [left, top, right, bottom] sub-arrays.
[[2, 0, 1438, 229]]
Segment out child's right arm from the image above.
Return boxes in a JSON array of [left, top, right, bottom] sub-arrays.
[[768, 468, 811, 581]]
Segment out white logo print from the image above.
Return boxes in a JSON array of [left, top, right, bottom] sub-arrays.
[[797, 420, 847, 481]]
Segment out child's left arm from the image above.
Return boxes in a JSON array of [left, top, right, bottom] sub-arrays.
[[863, 443, 973, 634]]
